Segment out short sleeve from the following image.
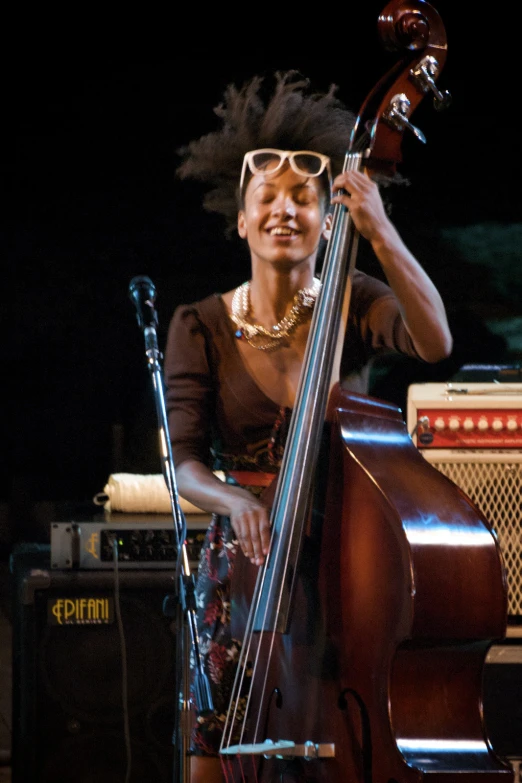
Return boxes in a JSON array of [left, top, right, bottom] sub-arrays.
[[341, 270, 419, 388], [351, 270, 418, 353]]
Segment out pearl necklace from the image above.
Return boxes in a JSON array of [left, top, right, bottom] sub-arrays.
[[230, 278, 322, 352]]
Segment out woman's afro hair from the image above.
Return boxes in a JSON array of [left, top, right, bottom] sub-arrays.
[[175, 70, 359, 237]]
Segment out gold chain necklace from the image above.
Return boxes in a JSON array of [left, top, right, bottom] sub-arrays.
[[230, 277, 322, 352]]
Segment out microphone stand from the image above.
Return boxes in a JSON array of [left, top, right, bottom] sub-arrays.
[[128, 276, 214, 783]]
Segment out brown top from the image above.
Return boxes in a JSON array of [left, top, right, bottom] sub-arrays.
[[164, 270, 420, 472]]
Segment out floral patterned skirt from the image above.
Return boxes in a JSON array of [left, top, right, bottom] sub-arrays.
[[189, 512, 245, 756]]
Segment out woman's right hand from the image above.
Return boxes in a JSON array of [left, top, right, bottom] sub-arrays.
[[229, 492, 271, 566], [175, 459, 271, 566]]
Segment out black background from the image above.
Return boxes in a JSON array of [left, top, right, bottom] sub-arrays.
[[4, 4, 520, 546]]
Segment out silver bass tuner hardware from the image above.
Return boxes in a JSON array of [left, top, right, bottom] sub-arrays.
[[383, 94, 427, 143], [411, 55, 452, 112]]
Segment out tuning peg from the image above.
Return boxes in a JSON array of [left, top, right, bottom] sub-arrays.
[[411, 55, 452, 112], [383, 93, 427, 143]]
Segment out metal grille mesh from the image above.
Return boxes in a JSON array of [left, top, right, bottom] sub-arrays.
[[426, 457, 522, 617]]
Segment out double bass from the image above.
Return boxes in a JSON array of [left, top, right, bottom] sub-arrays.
[[219, 3, 515, 781]]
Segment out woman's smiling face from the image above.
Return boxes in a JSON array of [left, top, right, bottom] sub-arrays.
[[237, 164, 331, 269]]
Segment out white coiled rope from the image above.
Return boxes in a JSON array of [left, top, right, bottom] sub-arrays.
[[93, 472, 224, 514]]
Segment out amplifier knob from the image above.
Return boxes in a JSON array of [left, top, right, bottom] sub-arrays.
[[478, 417, 489, 431], [492, 418, 503, 431], [434, 417, 445, 431], [463, 417, 474, 431], [418, 415, 430, 430], [449, 416, 460, 431], [507, 419, 518, 431]]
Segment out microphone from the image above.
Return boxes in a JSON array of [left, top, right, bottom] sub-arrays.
[[129, 275, 158, 330]]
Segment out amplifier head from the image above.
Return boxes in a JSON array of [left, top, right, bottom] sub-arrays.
[[50, 514, 210, 571], [407, 382, 522, 450]]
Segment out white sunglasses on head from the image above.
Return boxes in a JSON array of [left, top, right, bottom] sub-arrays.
[[240, 148, 332, 193]]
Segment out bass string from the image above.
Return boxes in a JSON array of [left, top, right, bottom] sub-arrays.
[[221, 517, 294, 751]]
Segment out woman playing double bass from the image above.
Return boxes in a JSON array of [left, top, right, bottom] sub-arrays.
[[164, 68, 453, 783]]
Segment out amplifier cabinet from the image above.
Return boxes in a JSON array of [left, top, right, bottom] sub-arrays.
[[11, 544, 181, 783], [407, 383, 522, 621], [484, 645, 522, 761]]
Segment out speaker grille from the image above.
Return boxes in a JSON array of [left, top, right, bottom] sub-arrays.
[[38, 592, 174, 723], [423, 455, 522, 617], [11, 545, 181, 782]]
